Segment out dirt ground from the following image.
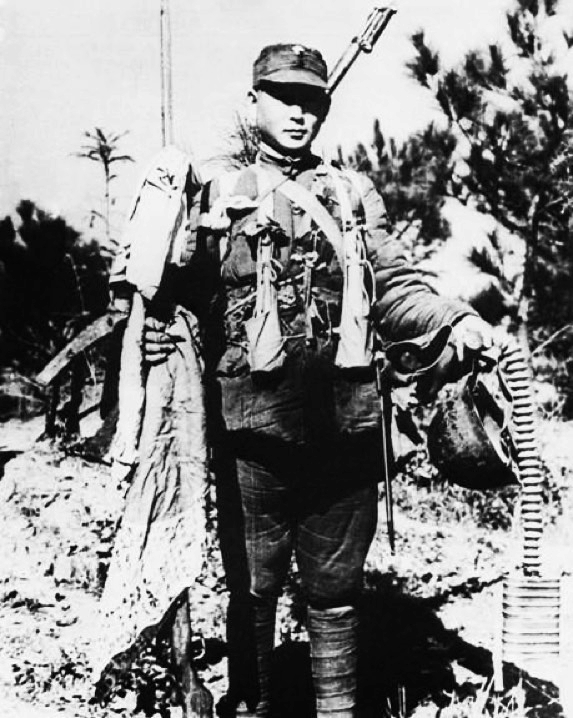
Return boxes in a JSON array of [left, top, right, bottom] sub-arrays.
[[0, 413, 572, 718]]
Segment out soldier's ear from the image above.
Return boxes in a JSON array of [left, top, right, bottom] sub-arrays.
[[247, 88, 258, 105]]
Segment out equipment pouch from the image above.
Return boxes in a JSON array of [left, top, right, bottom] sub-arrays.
[[245, 231, 286, 374], [335, 228, 374, 369], [245, 305, 285, 374]]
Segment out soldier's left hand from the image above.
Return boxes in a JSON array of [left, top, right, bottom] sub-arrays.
[[416, 315, 496, 402]]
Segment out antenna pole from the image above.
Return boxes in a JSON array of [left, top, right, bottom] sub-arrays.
[[160, 0, 174, 145]]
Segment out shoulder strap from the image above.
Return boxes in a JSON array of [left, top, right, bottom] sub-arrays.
[[244, 162, 346, 267], [327, 167, 354, 231], [211, 164, 349, 268], [275, 177, 346, 268], [251, 165, 275, 225]]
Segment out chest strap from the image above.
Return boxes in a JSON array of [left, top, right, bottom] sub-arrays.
[[252, 164, 346, 269], [277, 179, 345, 268]]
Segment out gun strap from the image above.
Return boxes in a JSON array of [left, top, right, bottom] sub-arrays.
[[253, 166, 346, 269], [278, 179, 345, 268]]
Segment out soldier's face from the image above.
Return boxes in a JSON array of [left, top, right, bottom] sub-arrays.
[[250, 81, 330, 155]]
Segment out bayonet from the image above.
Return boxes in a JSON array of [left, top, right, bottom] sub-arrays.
[[327, 6, 397, 95]]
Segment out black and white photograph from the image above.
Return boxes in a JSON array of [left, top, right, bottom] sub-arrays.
[[1, 1, 573, 716]]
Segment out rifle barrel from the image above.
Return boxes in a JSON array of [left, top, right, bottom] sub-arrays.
[[327, 6, 397, 95], [375, 359, 395, 554]]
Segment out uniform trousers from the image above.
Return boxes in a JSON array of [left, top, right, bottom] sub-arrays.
[[215, 432, 380, 715]]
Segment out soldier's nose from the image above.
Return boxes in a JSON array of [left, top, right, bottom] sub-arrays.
[[289, 104, 304, 120]]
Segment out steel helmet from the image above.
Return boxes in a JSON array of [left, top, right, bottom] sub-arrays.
[[427, 364, 517, 490]]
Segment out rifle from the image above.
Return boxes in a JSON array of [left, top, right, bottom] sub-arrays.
[[375, 355, 395, 554], [377, 325, 453, 552], [327, 6, 397, 95]]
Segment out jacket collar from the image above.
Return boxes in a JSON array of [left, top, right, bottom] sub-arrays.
[[256, 141, 322, 177]]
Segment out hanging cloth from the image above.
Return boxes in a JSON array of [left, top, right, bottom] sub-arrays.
[[329, 169, 375, 369], [243, 167, 287, 373]]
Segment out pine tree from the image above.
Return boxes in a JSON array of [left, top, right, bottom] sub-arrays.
[[405, 0, 572, 340], [343, 119, 457, 254], [0, 201, 109, 371]]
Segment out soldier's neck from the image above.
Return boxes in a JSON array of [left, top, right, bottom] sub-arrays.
[[257, 141, 320, 176]]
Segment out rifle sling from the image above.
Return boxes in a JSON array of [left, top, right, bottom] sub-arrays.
[[256, 170, 346, 268]]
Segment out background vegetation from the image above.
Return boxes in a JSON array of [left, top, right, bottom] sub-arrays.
[[344, 0, 573, 409]]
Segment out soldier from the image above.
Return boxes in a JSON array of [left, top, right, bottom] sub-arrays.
[[142, 43, 493, 718]]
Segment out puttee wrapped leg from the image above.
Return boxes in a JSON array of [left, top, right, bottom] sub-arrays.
[[225, 595, 276, 718], [307, 605, 358, 718]]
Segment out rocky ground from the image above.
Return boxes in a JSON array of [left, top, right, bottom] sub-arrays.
[[0, 410, 572, 718]]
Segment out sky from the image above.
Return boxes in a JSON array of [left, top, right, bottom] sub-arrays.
[[0, 0, 521, 238]]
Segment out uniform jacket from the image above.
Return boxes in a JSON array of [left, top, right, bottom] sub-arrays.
[[153, 147, 472, 444]]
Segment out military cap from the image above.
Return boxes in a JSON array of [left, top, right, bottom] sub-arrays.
[[253, 43, 328, 89]]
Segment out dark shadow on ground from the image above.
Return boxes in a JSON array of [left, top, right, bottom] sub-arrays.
[[268, 570, 564, 717]]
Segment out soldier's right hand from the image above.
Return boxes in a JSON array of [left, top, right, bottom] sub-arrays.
[[143, 316, 184, 365]]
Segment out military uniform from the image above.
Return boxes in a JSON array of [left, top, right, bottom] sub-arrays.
[[177, 157, 473, 717], [137, 45, 478, 718]]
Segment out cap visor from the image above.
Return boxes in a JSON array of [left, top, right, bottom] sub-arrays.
[[260, 69, 327, 88]]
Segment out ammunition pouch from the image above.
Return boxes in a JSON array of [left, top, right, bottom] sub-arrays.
[[245, 306, 285, 374], [335, 227, 374, 369]]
